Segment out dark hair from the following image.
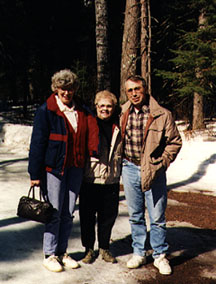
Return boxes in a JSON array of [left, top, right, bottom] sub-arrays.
[[126, 75, 147, 88]]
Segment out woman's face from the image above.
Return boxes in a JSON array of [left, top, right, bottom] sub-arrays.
[[57, 87, 75, 106], [96, 98, 115, 120]]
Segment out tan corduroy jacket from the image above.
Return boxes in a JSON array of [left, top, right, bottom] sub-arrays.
[[120, 96, 182, 191]]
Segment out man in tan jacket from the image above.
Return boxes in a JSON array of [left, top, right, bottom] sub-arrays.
[[121, 75, 182, 275]]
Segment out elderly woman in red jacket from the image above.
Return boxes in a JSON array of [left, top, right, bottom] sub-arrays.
[[28, 69, 98, 272]]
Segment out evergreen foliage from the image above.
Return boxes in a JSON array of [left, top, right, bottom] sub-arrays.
[[0, 0, 216, 124], [154, 0, 216, 119]]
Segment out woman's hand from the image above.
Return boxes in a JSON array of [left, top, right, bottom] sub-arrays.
[[30, 180, 41, 187]]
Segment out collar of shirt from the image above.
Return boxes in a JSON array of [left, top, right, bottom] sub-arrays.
[[55, 95, 78, 132], [130, 104, 150, 114], [55, 95, 76, 112]]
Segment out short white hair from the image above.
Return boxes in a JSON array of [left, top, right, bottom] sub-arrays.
[[94, 90, 117, 106]]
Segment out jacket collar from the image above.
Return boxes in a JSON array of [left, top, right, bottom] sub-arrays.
[[47, 93, 83, 115], [121, 96, 165, 118], [149, 96, 165, 118], [47, 93, 61, 114], [55, 95, 76, 112]]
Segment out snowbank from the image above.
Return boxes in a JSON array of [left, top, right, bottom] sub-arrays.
[[167, 133, 216, 195], [167, 121, 216, 195], [0, 123, 32, 154], [0, 119, 216, 194]]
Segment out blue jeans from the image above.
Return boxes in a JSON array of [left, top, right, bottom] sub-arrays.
[[43, 167, 83, 256], [122, 159, 168, 259]]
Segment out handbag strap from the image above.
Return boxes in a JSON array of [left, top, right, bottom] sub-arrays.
[[28, 186, 35, 199], [28, 185, 51, 204], [28, 186, 43, 201]]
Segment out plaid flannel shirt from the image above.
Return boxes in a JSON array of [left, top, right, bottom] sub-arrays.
[[124, 104, 150, 160]]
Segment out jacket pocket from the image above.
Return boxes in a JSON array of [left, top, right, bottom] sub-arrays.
[[148, 125, 164, 143], [149, 156, 163, 165], [149, 156, 165, 182]]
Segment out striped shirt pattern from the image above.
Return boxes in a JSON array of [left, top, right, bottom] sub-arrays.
[[124, 105, 150, 160]]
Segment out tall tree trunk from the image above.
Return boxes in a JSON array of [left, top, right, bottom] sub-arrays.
[[193, 91, 204, 130], [140, 0, 151, 95], [95, 0, 111, 91], [192, 10, 205, 130], [147, 0, 151, 95], [120, 0, 139, 103], [140, 0, 147, 80]]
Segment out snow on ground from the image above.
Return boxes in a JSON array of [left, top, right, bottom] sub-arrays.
[[0, 121, 32, 154], [167, 121, 216, 196], [0, 118, 216, 283], [0, 118, 216, 195]]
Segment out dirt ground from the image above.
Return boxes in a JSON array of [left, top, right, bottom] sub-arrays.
[[137, 190, 216, 284]]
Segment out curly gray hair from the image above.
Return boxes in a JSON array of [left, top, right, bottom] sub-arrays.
[[51, 69, 79, 92]]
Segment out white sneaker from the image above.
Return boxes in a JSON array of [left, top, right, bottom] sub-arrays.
[[43, 255, 63, 272], [127, 255, 146, 269], [153, 254, 172, 275], [59, 253, 80, 269]]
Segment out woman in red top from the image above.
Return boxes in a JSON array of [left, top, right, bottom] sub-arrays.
[[28, 69, 99, 272]]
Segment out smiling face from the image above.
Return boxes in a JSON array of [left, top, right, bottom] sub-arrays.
[[57, 87, 75, 106], [125, 79, 147, 109], [96, 98, 115, 120]]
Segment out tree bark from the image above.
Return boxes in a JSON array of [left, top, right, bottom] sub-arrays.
[[193, 91, 204, 130], [140, 0, 151, 95], [120, 0, 139, 103], [95, 0, 111, 91], [192, 10, 205, 130], [140, 0, 147, 80]]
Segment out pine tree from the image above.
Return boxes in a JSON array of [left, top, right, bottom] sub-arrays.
[[155, 0, 216, 129]]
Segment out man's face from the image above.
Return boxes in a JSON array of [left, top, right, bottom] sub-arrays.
[[57, 87, 75, 106], [125, 79, 146, 109]]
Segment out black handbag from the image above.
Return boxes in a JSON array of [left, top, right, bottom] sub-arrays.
[[17, 186, 54, 224]]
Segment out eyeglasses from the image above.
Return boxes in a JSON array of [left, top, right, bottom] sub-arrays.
[[96, 104, 113, 109], [126, 86, 143, 94], [59, 86, 75, 92]]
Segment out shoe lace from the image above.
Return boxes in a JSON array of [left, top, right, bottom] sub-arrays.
[[49, 255, 59, 262], [104, 250, 111, 256], [86, 250, 94, 257], [160, 257, 169, 266]]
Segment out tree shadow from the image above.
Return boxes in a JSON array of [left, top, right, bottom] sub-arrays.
[[110, 225, 216, 270], [0, 157, 29, 182], [167, 226, 216, 269], [1, 207, 215, 275], [0, 217, 82, 262], [0, 216, 28, 228], [0, 121, 5, 141], [167, 153, 216, 190], [0, 157, 28, 168]]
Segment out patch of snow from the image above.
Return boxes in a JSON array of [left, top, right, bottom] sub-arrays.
[[0, 123, 32, 155], [0, 118, 216, 195], [167, 129, 216, 195]]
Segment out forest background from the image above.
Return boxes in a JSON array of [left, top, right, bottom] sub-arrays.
[[0, 0, 216, 130]]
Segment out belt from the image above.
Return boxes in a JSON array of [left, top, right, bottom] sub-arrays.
[[125, 156, 141, 166]]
